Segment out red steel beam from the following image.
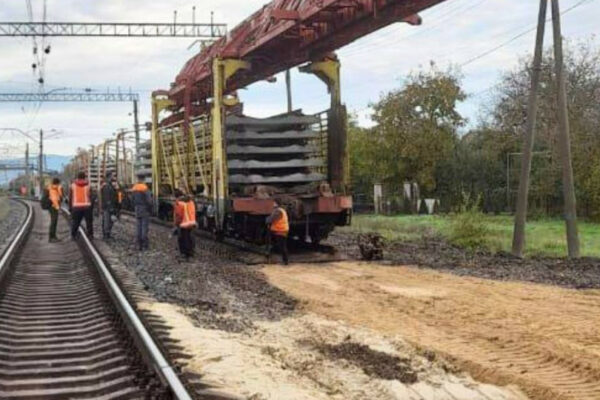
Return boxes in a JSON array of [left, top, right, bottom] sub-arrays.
[[165, 0, 447, 111]]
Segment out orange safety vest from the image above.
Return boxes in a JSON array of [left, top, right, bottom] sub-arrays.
[[180, 200, 197, 228], [47, 184, 63, 210], [117, 190, 123, 204], [270, 207, 289, 236], [71, 182, 91, 208]]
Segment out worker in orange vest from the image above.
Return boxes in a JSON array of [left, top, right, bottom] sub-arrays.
[[174, 193, 197, 259], [46, 177, 63, 242], [69, 171, 93, 239], [266, 201, 289, 265], [131, 175, 153, 251]]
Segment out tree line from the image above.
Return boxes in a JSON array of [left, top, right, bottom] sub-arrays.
[[349, 39, 600, 220]]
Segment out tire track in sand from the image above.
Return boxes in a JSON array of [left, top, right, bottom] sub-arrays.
[[263, 262, 600, 400]]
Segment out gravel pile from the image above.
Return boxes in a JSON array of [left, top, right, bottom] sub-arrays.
[[328, 231, 600, 289], [0, 199, 27, 252], [96, 218, 297, 332]]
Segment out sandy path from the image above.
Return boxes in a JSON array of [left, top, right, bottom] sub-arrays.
[[263, 261, 600, 400], [141, 302, 526, 400]]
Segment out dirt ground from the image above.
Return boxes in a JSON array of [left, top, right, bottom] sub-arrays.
[[328, 231, 600, 288], [139, 302, 527, 400], [100, 218, 528, 400], [263, 261, 600, 400]]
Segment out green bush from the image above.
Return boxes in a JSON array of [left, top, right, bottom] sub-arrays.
[[448, 193, 490, 250]]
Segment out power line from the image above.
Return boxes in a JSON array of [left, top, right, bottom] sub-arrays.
[[459, 0, 594, 67]]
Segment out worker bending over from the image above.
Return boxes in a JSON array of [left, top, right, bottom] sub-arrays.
[[267, 202, 289, 265], [70, 172, 93, 239], [47, 177, 63, 242], [174, 194, 197, 259], [131, 175, 153, 251]]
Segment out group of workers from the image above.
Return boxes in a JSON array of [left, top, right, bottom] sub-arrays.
[[43, 172, 291, 264]]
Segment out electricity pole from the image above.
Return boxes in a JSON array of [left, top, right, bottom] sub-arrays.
[[25, 143, 30, 194], [512, 0, 547, 258], [38, 129, 43, 198], [133, 99, 140, 157], [285, 70, 293, 112], [551, 0, 579, 257], [512, 0, 580, 258]]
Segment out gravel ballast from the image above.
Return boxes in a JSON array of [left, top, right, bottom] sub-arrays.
[[95, 216, 297, 332]]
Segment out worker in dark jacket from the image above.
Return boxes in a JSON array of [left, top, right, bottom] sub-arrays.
[[266, 202, 289, 265], [174, 194, 197, 259], [47, 177, 63, 242], [69, 171, 93, 239], [131, 175, 153, 251], [100, 173, 118, 239]]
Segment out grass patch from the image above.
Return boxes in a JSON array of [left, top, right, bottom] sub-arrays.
[[343, 213, 600, 258]]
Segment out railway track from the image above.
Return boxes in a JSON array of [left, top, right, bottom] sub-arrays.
[[0, 200, 193, 399]]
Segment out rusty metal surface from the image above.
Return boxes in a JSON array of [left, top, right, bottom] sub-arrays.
[[167, 0, 447, 109], [0, 203, 169, 399]]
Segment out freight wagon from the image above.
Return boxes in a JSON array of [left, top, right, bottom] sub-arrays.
[[149, 95, 352, 245]]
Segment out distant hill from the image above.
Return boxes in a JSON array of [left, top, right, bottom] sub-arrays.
[[0, 155, 72, 186]]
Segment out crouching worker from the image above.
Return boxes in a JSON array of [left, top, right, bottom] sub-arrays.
[[266, 202, 289, 265], [70, 172, 93, 239], [174, 194, 197, 259], [47, 178, 63, 242], [131, 176, 153, 251]]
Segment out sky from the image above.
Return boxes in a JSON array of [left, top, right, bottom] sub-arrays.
[[0, 0, 598, 158]]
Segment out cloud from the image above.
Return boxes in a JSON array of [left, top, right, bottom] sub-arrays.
[[0, 0, 598, 156]]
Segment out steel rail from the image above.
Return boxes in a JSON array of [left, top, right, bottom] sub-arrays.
[[62, 207, 193, 400]]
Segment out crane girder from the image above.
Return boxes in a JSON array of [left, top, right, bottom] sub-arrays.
[[165, 0, 446, 112]]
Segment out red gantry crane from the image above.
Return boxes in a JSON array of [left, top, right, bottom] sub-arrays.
[[152, 0, 447, 235]]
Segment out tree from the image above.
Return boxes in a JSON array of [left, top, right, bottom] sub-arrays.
[[487, 38, 600, 218], [368, 65, 466, 196]]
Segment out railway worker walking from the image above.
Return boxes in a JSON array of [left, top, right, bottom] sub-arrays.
[[46, 177, 63, 242], [131, 175, 153, 251], [69, 172, 93, 239], [100, 173, 118, 240], [267, 202, 289, 265], [174, 194, 197, 260]]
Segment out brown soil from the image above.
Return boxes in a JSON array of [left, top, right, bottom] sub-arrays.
[[99, 217, 527, 399], [311, 341, 418, 383], [263, 261, 600, 400], [328, 231, 600, 288]]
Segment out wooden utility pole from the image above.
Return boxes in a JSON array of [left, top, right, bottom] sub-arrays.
[[25, 143, 30, 194], [512, 0, 580, 258], [551, 0, 580, 257], [285, 69, 293, 112], [38, 129, 43, 198], [133, 99, 140, 157], [512, 0, 547, 258]]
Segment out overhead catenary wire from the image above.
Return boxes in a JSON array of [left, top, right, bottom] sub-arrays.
[[459, 0, 595, 67], [331, 0, 595, 120]]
